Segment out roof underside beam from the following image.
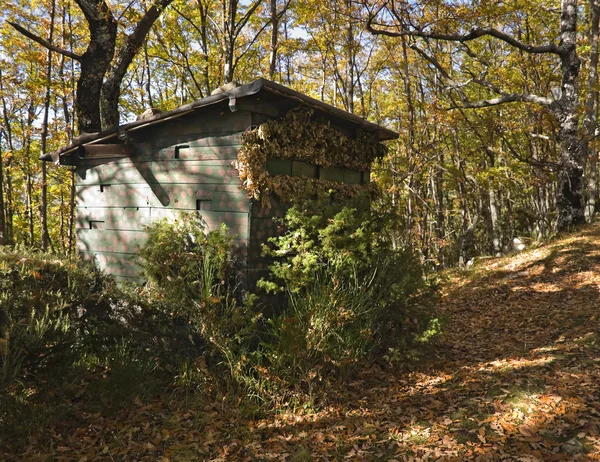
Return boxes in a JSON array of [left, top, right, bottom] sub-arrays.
[[80, 143, 136, 159]]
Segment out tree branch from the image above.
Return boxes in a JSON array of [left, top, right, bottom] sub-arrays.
[[8, 21, 81, 61], [499, 131, 561, 170], [366, 10, 561, 55], [453, 93, 554, 109], [100, 0, 173, 128], [235, 0, 263, 36], [409, 44, 553, 109]]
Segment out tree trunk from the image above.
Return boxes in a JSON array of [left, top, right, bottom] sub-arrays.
[[144, 43, 155, 108], [222, 0, 237, 84], [24, 102, 36, 246], [345, 0, 355, 114], [67, 168, 76, 254], [0, 69, 7, 246], [457, 174, 474, 266], [60, 1, 75, 142], [13, 0, 172, 134], [284, 15, 292, 85], [0, 132, 5, 246], [40, 0, 56, 251], [484, 146, 502, 254], [0, 94, 14, 243], [435, 151, 445, 266], [584, 0, 600, 222], [196, 0, 212, 93], [269, 0, 279, 80], [555, 0, 585, 230], [74, 0, 117, 133]]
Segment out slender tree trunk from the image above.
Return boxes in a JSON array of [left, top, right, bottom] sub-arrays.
[[435, 151, 445, 266], [67, 168, 76, 254], [284, 14, 292, 85], [40, 0, 56, 251], [60, 1, 75, 141], [269, 0, 279, 80], [457, 169, 471, 266], [345, 0, 355, 114], [59, 188, 66, 252], [3, 164, 13, 244], [0, 71, 7, 246], [197, 0, 212, 93], [0, 69, 14, 244], [406, 176, 413, 245], [485, 147, 502, 254], [584, 0, 600, 222], [144, 43, 155, 108], [25, 103, 35, 246], [222, 0, 237, 84], [0, 132, 5, 246]]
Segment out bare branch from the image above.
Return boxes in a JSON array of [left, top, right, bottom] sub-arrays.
[[234, 19, 271, 65], [100, 0, 174, 128], [366, 10, 561, 55], [409, 44, 553, 109], [235, 0, 263, 36], [173, 6, 208, 45], [8, 21, 81, 61], [499, 131, 561, 170], [454, 94, 554, 109]]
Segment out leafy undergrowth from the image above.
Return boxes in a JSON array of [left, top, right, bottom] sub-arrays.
[[4, 225, 600, 461]]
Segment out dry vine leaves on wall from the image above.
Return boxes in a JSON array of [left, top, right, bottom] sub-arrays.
[[234, 107, 385, 206]]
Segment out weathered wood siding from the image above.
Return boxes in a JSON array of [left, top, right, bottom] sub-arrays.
[[76, 109, 252, 280], [75, 99, 377, 290]]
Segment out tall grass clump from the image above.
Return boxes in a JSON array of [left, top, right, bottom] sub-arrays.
[[0, 249, 115, 387]]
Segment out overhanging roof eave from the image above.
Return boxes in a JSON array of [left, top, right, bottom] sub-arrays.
[[41, 78, 398, 163]]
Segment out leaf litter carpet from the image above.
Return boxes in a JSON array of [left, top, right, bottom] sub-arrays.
[[12, 226, 600, 461]]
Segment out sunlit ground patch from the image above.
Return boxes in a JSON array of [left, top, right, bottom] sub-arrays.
[[477, 356, 556, 374]]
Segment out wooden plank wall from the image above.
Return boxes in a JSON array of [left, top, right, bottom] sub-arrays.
[[76, 98, 378, 290], [76, 109, 252, 281]]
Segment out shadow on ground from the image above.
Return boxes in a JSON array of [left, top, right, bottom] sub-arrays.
[[218, 225, 600, 460], [7, 226, 600, 461]]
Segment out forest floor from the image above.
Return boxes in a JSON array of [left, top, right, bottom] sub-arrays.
[[11, 225, 600, 461]]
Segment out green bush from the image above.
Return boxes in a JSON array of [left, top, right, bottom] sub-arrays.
[[0, 249, 118, 386], [139, 212, 235, 305], [258, 195, 375, 293], [138, 212, 261, 388], [0, 248, 168, 449], [259, 196, 441, 374], [133, 205, 440, 405]]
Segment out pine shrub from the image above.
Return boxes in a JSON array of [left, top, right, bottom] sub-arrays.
[[260, 196, 441, 374]]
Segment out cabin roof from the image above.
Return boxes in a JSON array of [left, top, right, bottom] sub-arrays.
[[41, 78, 398, 163]]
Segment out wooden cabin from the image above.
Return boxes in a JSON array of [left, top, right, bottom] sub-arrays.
[[41, 79, 397, 287]]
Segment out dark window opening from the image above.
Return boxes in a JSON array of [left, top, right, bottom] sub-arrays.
[[196, 199, 212, 211], [89, 220, 105, 230], [175, 145, 189, 159], [267, 158, 367, 185], [361, 171, 370, 184]]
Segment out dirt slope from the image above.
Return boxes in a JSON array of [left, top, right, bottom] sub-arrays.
[[14, 225, 600, 461]]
